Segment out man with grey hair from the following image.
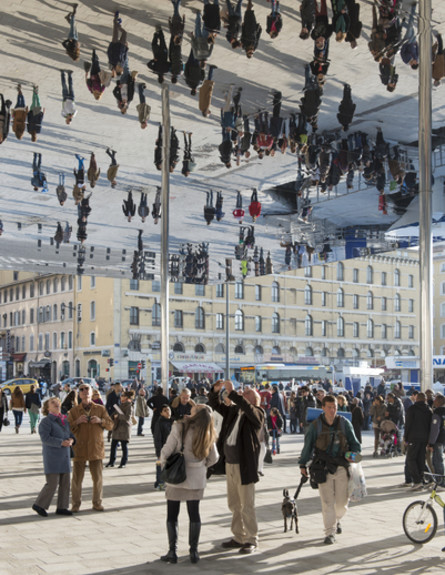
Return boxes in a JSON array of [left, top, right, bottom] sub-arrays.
[[428, 393, 445, 488], [208, 380, 265, 554], [171, 387, 195, 420]]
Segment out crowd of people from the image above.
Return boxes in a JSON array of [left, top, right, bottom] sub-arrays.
[[1, 375, 445, 557]]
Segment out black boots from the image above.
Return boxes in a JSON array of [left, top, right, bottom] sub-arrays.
[[161, 522, 178, 564], [189, 521, 201, 564]]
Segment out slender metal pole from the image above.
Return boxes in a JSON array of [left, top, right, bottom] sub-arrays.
[[418, 0, 433, 392], [225, 283, 230, 379], [160, 85, 171, 396]]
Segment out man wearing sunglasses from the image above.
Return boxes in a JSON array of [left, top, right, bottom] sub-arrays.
[[68, 383, 113, 512]]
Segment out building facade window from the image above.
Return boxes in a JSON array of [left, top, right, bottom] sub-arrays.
[[409, 325, 414, 339], [174, 310, 183, 328], [130, 306, 139, 325], [395, 320, 401, 339], [321, 292, 327, 306], [174, 282, 183, 295], [152, 280, 161, 292], [90, 301, 96, 321], [337, 288, 344, 308], [216, 313, 224, 330], [173, 342, 185, 352], [235, 309, 244, 331], [304, 285, 312, 305], [29, 334, 34, 351], [367, 265, 373, 284], [53, 332, 58, 349], [91, 276, 96, 289], [235, 281, 244, 299], [394, 269, 401, 287], [367, 291, 374, 310], [409, 299, 414, 313], [394, 293, 401, 312], [337, 262, 344, 281], [353, 322, 359, 338], [382, 324, 387, 339], [271, 281, 280, 302], [353, 294, 359, 309], [255, 285, 262, 301], [255, 316, 262, 332], [195, 285, 205, 296], [152, 303, 161, 326], [321, 265, 327, 280], [304, 266, 312, 278], [305, 314, 313, 336], [272, 312, 280, 333], [195, 343, 205, 353], [216, 284, 224, 298], [90, 332, 96, 346], [68, 331, 73, 349], [381, 271, 387, 286], [408, 274, 414, 288], [337, 316, 344, 337], [321, 319, 327, 337], [353, 268, 359, 283], [234, 344, 245, 355], [367, 319, 374, 338], [130, 279, 139, 290], [195, 307, 205, 329]]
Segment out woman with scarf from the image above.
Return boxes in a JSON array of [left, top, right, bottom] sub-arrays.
[[32, 397, 75, 517]]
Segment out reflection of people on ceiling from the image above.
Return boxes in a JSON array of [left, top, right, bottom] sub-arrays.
[[241, 0, 262, 59], [224, 0, 243, 49], [31, 153, 48, 193], [0, 94, 12, 145], [108, 11, 129, 78], [62, 3, 80, 62], [147, 27, 170, 84], [27, 85, 45, 142], [122, 191, 136, 222], [138, 193, 149, 223], [337, 84, 356, 132], [61, 70, 77, 125], [249, 189, 261, 222], [182, 131, 195, 177], [87, 153, 100, 188], [267, 0, 283, 39], [233, 191, 244, 223], [204, 191, 216, 225], [106, 148, 119, 188], [152, 187, 162, 224], [84, 50, 109, 101], [137, 83, 151, 129], [12, 84, 28, 140]]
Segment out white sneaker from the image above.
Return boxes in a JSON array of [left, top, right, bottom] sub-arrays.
[[411, 483, 424, 491]]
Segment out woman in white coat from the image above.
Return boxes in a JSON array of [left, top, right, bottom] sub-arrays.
[[160, 404, 218, 564]]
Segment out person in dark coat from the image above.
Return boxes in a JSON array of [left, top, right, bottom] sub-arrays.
[[241, 0, 262, 58], [428, 393, 445, 487], [351, 398, 364, 443], [300, 0, 316, 39], [204, 190, 216, 225], [153, 404, 173, 489], [32, 397, 75, 517], [225, 0, 243, 48], [122, 190, 136, 222], [107, 11, 128, 77], [105, 382, 122, 441], [138, 193, 149, 222], [106, 390, 134, 468], [337, 84, 356, 131], [0, 93, 12, 144], [27, 85, 45, 142], [404, 392, 432, 489], [147, 386, 170, 434], [208, 380, 265, 554], [345, 0, 362, 49], [147, 27, 171, 84]]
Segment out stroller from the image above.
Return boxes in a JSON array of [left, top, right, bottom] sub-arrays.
[[379, 419, 399, 457]]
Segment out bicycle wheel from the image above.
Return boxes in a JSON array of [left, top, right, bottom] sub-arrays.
[[402, 500, 438, 544]]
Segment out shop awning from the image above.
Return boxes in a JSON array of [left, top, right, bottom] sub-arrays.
[[170, 361, 223, 374], [11, 353, 26, 362], [28, 359, 51, 368]]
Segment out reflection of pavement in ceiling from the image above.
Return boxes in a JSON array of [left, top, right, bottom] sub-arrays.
[[0, 1, 444, 280]]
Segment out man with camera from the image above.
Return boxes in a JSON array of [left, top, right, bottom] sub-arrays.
[[208, 380, 265, 554], [299, 395, 361, 544], [68, 383, 113, 512]]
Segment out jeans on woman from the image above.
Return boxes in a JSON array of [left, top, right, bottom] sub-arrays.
[[13, 409, 23, 427]]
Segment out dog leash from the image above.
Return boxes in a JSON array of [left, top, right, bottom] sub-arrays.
[[293, 474, 308, 500]]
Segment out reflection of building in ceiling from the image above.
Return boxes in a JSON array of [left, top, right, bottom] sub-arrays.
[[0, 251, 420, 383]]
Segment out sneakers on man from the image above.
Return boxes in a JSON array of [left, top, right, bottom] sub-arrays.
[[239, 543, 256, 554], [411, 483, 424, 491], [221, 539, 243, 549], [323, 535, 335, 545], [336, 522, 342, 535]]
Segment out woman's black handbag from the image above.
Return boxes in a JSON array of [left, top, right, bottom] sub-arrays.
[[161, 425, 187, 484], [3, 417, 10, 426]]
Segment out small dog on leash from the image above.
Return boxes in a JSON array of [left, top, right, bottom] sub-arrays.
[[282, 488, 298, 533], [282, 475, 308, 533]]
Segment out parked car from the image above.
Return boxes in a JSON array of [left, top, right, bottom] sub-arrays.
[[0, 377, 40, 395], [52, 377, 99, 393]]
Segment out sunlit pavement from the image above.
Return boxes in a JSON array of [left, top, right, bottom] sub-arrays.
[[1, 412, 444, 575]]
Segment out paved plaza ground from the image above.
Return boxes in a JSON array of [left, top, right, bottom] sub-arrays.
[[1, 414, 444, 575]]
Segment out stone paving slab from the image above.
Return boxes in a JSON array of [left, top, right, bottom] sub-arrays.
[[1, 415, 444, 575]]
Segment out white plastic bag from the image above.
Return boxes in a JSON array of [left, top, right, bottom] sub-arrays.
[[348, 462, 367, 502]]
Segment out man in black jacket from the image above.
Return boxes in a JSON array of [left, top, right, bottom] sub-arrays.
[[404, 392, 432, 490], [208, 380, 265, 554], [428, 393, 445, 488]]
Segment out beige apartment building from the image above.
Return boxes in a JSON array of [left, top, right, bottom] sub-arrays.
[[0, 250, 420, 384]]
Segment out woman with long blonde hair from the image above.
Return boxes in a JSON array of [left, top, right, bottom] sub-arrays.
[[159, 404, 218, 564]]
